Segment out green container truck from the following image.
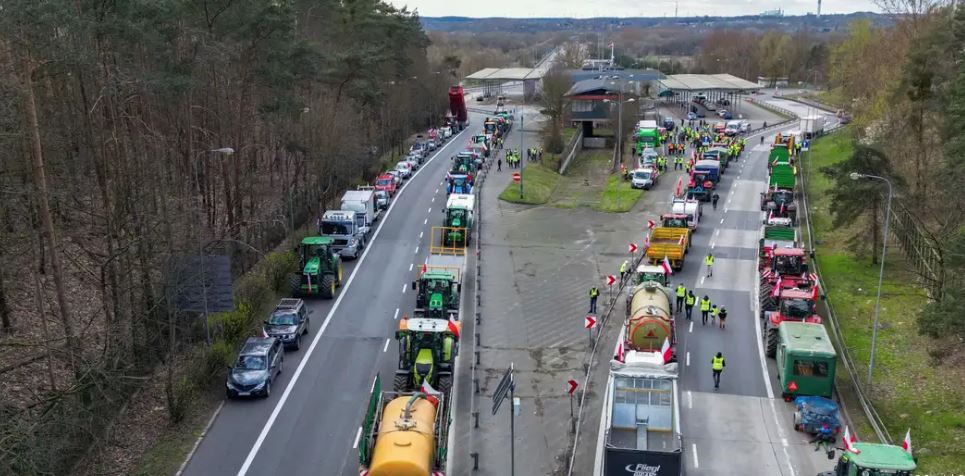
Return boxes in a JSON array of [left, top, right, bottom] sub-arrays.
[[776, 322, 837, 399], [769, 164, 796, 190]]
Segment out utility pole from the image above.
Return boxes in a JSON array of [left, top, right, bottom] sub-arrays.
[[519, 112, 524, 198]]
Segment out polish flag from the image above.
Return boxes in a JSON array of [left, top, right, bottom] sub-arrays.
[[647, 219, 656, 230], [421, 263, 428, 274], [902, 429, 912, 455], [660, 337, 672, 364], [678, 235, 685, 245], [615, 340, 625, 363], [420, 379, 441, 407], [843, 426, 861, 454], [768, 210, 774, 222], [811, 284, 820, 301], [260, 327, 269, 338], [780, 202, 786, 215], [448, 317, 461, 340], [644, 235, 650, 248], [661, 256, 673, 275], [771, 276, 782, 298], [675, 177, 683, 197]]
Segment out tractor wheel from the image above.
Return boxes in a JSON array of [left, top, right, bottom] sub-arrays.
[[336, 262, 344, 286], [766, 327, 779, 358], [438, 374, 453, 394], [393, 373, 410, 392], [320, 275, 336, 299], [289, 275, 302, 297]]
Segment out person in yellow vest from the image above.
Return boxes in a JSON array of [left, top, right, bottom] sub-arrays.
[[705, 253, 714, 277], [700, 295, 712, 325], [675, 284, 686, 313], [619, 260, 629, 285], [589, 286, 600, 314], [710, 304, 719, 325], [711, 352, 725, 390], [685, 291, 696, 321]]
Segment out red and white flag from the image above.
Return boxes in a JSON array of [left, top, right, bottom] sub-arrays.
[[260, 327, 269, 338], [607, 41, 614, 48], [660, 337, 672, 364], [644, 235, 650, 248], [420, 379, 441, 407], [768, 210, 774, 222], [902, 429, 912, 455], [811, 284, 820, 301], [421, 263, 428, 274], [661, 256, 673, 275], [674, 177, 683, 197], [780, 202, 786, 215], [843, 426, 861, 454], [615, 340, 625, 363], [448, 317, 461, 340], [771, 276, 782, 298], [678, 235, 685, 245], [647, 219, 656, 230]]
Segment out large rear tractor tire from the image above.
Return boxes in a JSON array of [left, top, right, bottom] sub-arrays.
[[393, 373, 410, 392], [766, 326, 779, 358], [336, 262, 344, 287], [320, 275, 336, 299], [438, 374, 453, 394], [289, 275, 302, 297]]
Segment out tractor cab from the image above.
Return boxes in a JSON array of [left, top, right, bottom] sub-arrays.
[[635, 264, 670, 287], [779, 290, 818, 321], [291, 236, 343, 299], [661, 213, 690, 229], [447, 174, 472, 195], [484, 119, 497, 135], [413, 270, 460, 319], [771, 248, 808, 275], [763, 189, 798, 225], [394, 317, 460, 392], [820, 443, 916, 476]]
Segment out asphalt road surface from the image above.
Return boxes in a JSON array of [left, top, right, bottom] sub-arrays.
[[181, 113, 486, 476]]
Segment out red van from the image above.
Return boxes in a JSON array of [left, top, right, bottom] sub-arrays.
[[375, 173, 398, 196]]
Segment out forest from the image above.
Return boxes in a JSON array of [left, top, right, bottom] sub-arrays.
[[0, 0, 449, 474]]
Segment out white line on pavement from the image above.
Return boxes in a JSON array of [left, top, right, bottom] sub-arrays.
[[692, 443, 699, 468], [424, 218, 428, 225], [699, 276, 706, 286], [409, 263, 413, 272], [686, 352, 690, 366], [393, 308, 399, 320], [720, 218, 724, 224], [689, 321, 694, 333], [414, 246, 419, 254], [435, 188, 439, 193], [419, 231, 423, 239], [352, 426, 362, 449], [383, 338, 390, 353], [710, 242, 716, 249], [715, 229, 720, 236], [687, 390, 693, 409], [431, 197, 435, 203], [401, 284, 407, 294], [234, 124, 471, 476], [427, 207, 432, 213]]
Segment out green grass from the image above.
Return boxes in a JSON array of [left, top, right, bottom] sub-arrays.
[[806, 131, 965, 473], [498, 162, 561, 205], [594, 175, 643, 213]]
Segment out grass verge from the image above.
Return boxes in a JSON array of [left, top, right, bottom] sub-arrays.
[[594, 175, 643, 213], [133, 393, 222, 476], [498, 161, 561, 205], [806, 131, 965, 473]]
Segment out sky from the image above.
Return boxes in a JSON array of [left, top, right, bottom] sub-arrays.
[[386, 0, 882, 18]]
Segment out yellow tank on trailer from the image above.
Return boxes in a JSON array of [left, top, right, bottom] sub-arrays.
[[625, 282, 674, 352], [368, 395, 438, 476]]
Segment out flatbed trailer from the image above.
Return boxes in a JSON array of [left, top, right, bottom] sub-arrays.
[[646, 227, 690, 270]]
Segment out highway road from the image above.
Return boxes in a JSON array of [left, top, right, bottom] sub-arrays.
[[181, 113, 486, 476]]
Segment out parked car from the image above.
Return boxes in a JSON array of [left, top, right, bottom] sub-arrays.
[[717, 98, 731, 106], [662, 116, 676, 131], [687, 112, 698, 121], [385, 169, 403, 186], [717, 109, 733, 119], [262, 298, 310, 350], [374, 173, 398, 196], [631, 167, 659, 190], [404, 157, 420, 172], [374, 189, 390, 210], [226, 337, 283, 399], [739, 121, 751, 133], [440, 126, 453, 139], [395, 161, 413, 179], [406, 152, 424, 166]]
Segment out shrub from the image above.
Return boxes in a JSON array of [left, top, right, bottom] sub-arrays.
[[263, 251, 297, 292]]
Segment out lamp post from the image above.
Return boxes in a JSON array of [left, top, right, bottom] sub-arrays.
[[519, 110, 524, 198], [849, 172, 894, 387], [607, 76, 636, 173], [196, 147, 235, 344]]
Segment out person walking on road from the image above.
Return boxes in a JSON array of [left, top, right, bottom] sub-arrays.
[[685, 291, 696, 320], [705, 253, 715, 278], [711, 352, 725, 390], [497, 158, 502, 171], [675, 284, 686, 313], [718, 306, 728, 329], [710, 304, 719, 326], [589, 286, 600, 314], [700, 295, 712, 325], [712, 193, 720, 210]]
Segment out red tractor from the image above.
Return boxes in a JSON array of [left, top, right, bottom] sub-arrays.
[[763, 288, 822, 357], [759, 248, 818, 312]]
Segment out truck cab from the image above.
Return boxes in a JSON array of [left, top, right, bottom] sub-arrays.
[[635, 264, 670, 287], [820, 443, 916, 476], [671, 197, 701, 231], [374, 173, 397, 196], [319, 210, 366, 259]]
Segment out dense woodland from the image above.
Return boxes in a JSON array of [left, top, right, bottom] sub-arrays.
[[0, 1, 448, 474]]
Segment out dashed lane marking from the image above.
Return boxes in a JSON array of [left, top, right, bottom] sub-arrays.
[[383, 338, 390, 353], [393, 308, 399, 320]]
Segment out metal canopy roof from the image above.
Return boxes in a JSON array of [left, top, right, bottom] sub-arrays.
[[659, 74, 761, 92], [465, 67, 549, 81]]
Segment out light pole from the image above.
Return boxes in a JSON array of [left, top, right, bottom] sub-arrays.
[[518, 111, 524, 198], [849, 172, 894, 387], [196, 147, 235, 344], [607, 76, 635, 173]]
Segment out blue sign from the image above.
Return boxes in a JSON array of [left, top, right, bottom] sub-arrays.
[[802, 140, 810, 151]]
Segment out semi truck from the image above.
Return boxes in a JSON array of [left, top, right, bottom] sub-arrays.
[[448, 86, 469, 130], [635, 120, 662, 149], [800, 115, 825, 139], [341, 189, 379, 229], [776, 322, 837, 399], [358, 375, 451, 476], [319, 210, 367, 259]]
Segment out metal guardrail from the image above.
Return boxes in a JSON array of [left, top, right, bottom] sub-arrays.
[[798, 128, 892, 444], [559, 129, 584, 174], [745, 97, 798, 121]]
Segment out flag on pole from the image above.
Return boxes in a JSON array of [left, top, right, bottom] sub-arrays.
[[661, 256, 673, 275], [771, 276, 782, 298], [768, 210, 774, 222], [902, 429, 912, 455], [644, 235, 650, 248], [420, 379, 441, 407], [448, 317, 461, 340], [678, 234, 685, 245], [675, 177, 683, 197], [260, 327, 269, 338], [607, 41, 614, 48], [660, 337, 672, 364], [421, 263, 428, 274], [615, 340, 625, 363], [843, 427, 861, 454]]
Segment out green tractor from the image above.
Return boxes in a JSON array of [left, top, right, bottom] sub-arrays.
[[412, 270, 460, 320], [290, 236, 343, 299], [818, 443, 916, 476], [394, 317, 459, 393], [443, 194, 475, 246]]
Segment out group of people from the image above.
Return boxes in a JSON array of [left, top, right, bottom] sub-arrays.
[[673, 282, 727, 329], [501, 149, 522, 170], [526, 147, 543, 162]]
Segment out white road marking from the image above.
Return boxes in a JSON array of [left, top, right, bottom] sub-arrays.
[[383, 338, 390, 353], [686, 352, 690, 366], [427, 207, 432, 213], [724, 207, 729, 213], [424, 218, 428, 225], [687, 390, 693, 409], [699, 276, 706, 286], [435, 188, 439, 194], [415, 246, 420, 254], [431, 197, 435, 203], [419, 231, 424, 239], [692, 443, 699, 468], [235, 124, 472, 476], [409, 263, 413, 272], [393, 308, 399, 320], [352, 426, 362, 449], [720, 218, 724, 224], [710, 242, 716, 249], [689, 321, 694, 333], [715, 229, 720, 236], [402, 284, 407, 294]]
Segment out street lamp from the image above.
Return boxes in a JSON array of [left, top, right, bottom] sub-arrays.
[[196, 147, 235, 344], [849, 172, 894, 387], [607, 75, 636, 173]]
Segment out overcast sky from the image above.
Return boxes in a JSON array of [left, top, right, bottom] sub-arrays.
[[386, 0, 881, 18]]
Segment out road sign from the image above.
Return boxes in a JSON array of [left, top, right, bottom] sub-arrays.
[[512, 172, 521, 183], [606, 275, 616, 286], [628, 243, 638, 253], [584, 315, 597, 329], [567, 379, 578, 395], [492, 363, 515, 416]]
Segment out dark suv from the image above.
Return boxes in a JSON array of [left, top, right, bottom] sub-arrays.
[[226, 337, 283, 399], [263, 298, 310, 350]]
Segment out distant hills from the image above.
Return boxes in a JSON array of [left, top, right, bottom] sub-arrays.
[[420, 13, 891, 33]]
